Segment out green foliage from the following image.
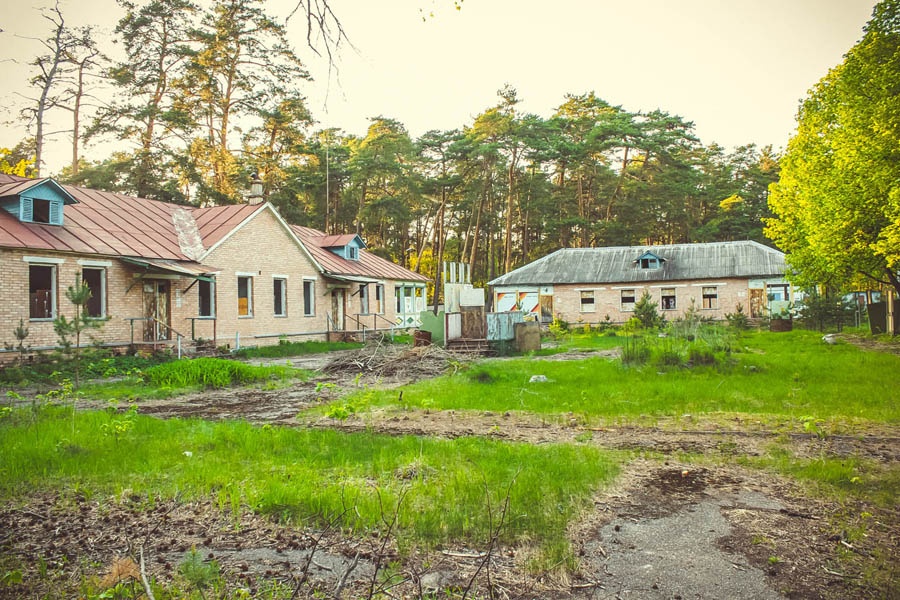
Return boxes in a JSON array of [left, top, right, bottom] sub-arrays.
[[350, 329, 900, 422], [52, 276, 106, 389], [548, 315, 569, 338], [178, 548, 222, 596], [143, 358, 302, 389], [232, 340, 364, 359], [796, 292, 855, 332], [632, 291, 664, 329], [725, 303, 751, 331], [766, 1, 900, 295], [620, 335, 650, 366]]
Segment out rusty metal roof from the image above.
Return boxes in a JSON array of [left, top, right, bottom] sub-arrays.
[[489, 241, 787, 286], [292, 225, 428, 282]]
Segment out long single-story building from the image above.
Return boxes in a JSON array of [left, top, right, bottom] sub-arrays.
[[0, 173, 428, 354], [488, 241, 792, 324]]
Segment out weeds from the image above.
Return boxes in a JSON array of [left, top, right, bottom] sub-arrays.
[[144, 358, 303, 389]]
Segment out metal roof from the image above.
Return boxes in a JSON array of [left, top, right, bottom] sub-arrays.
[[488, 241, 786, 286], [291, 225, 429, 283], [0, 174, 429, 283]]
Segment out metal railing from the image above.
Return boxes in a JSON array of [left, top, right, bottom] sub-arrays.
[[125, 317, 187, 359]]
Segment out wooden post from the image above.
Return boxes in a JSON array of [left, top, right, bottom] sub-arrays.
[[887, 289, 895, 335]]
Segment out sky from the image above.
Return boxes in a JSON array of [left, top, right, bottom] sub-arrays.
[[0, 0, 878, 174]]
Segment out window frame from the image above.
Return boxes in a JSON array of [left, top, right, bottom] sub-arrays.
[[273, 277, 288, 317], [660, 288, 677, 311], [580, 290, 596, 313], [237, 275, 253, 318], [198, 279, 216, 318], [359, 283, 370, 315], [620, 289, 636, 312], [375, 283, 385, 314], [766, 283, 789, 303], [81, 267, 107, 319], [302, 278, 316, 317], [702, 286, 718, 310], [28, 263, 57, 321]]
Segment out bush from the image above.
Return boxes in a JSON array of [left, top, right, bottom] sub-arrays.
[[633, 292, 664, 329], [725, 303, 751, 330]]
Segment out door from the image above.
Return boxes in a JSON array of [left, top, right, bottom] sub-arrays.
[[539, 294, 554, 323], [749, 288, 766, 318], [143, 281, 170, 341], [331, 289, 345, 330]]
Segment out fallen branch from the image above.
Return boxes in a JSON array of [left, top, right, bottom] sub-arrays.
[[333, 551, 360, 599], [139, 545, 155, 600]]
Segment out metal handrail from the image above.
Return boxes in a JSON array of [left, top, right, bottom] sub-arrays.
[[124, 316, 187, 358]]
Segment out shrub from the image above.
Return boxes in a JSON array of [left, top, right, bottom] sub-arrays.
[[633, 292, 664, 329], [725, 303, 751, 330]]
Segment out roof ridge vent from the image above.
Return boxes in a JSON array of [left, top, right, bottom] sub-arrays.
[[172, 208, 205, 260]]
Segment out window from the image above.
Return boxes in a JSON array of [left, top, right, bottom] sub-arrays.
[[238, 276, 253, 317], [347, 246, 359, 260], [767, 283, 789, 302], [29, 264, 56, 319], [22, 198, 63, 225], [702, 286, 718, 309], [375, 284, 385, 314], [82, 268, 106, 318], [303, 279, 315, 316], [661, 288, 676, 310], [621, 289, 636, 311], [273, 278, 287, 317], [640, 257, 659, 269], [198, 279, 215, 317], [580, 291, 595, 313], [359, 284, 370, 314]]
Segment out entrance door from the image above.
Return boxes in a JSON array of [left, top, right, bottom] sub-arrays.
[[331, 289, 345, 330], [143, 281, 170, 341], [749, 288, 766, 318], [539, 294, 554, 323]]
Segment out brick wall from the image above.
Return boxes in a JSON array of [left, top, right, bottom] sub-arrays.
[[549, 278, 752, 324], [0, 248, 147, 349]]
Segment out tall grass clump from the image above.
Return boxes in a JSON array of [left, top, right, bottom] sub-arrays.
[[620, 334, 651, 366], [144, 357, 300, 388]]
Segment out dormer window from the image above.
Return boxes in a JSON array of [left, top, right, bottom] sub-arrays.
[[348, 246, 359, 261], [636, 251, 664, 270], [25, 197, 63, 225], [1, 178, 76, 226]]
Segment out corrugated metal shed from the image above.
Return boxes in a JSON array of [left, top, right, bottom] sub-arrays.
[[488, 241, 786, 286]]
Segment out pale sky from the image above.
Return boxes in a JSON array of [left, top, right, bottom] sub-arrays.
[[0, 0, 878, 174]]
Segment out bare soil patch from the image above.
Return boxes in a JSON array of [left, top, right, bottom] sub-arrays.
[[3, 343, 898, 598]]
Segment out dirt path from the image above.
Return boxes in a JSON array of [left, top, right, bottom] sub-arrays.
[[4, 345, 899, 598]]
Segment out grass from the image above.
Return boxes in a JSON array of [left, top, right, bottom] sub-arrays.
[[0, 407, 620, 568], [341, 329, 900, 425], [232, 339, 365, 359], [77, 357, 309, 400]]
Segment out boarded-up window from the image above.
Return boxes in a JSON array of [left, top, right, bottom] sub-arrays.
[[621, 289, 636, 311], [580, 291, 595, 312], [303, 279, 315, 316], [702, 286, 718, 309], [29, 264, 55, 319], [274, 278, 287, 316], [238, 276, 253, 317], [198, 280, 214, 317], [82, 268, 105, 318], [661, 288, 676, 310]]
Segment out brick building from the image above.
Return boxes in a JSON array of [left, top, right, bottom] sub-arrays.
[[489, 241, 791, 324], [0, 174, 428, 353]]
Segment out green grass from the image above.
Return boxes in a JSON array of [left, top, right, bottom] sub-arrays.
[[0, 408, 619, 567], [76, 357, 309, 400], [232, 340, 365, 359], [532, 329, 622, 355], [346, 329, 900, 424]]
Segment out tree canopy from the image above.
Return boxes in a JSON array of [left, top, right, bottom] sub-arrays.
[[766, 0, 900, 295]]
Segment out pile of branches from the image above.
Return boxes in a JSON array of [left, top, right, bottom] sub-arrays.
[[322, 337, 472, 380]]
